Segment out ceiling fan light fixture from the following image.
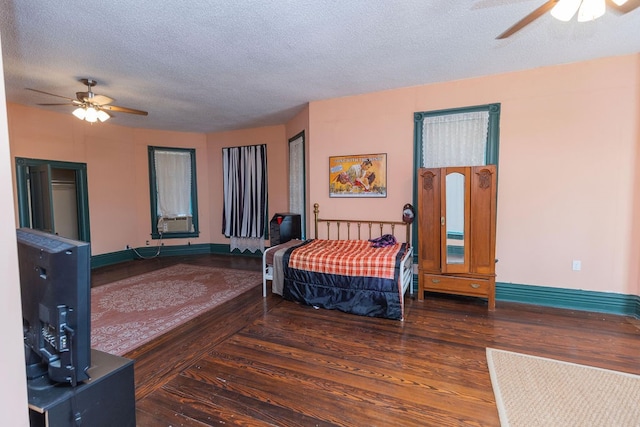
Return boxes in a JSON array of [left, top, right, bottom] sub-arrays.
[[72, 107, 87, 120], [611, 0, 628, 5], [551, 0, 582, 21], [84, 106, 99, 123], [96, 110, 110, 122], [578, 0, 606, 21]]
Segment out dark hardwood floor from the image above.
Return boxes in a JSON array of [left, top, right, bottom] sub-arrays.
[[91, 254, 640, 426]]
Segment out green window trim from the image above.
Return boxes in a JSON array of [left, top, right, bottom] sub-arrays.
[[148, 146, 200, 239]]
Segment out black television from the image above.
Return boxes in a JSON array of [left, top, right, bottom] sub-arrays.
[[17, 228, 91, 386]]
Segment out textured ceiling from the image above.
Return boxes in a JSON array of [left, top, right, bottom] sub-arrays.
[[1, 0, 639, 133]]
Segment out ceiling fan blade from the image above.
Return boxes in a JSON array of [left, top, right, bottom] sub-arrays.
[[100, 104, 148, 116], [26, 87, 76, 102], [92, 94, 115, 105], [37, 102, 76, 106], [496, 0, 559, 39], [76, 92, 114, 105], [607, 0, 640, 13]]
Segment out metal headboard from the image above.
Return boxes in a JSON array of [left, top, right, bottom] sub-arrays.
[[313, 203, 411, 246]]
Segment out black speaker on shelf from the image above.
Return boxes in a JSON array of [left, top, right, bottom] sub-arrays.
[[269, 213, 301, 246]]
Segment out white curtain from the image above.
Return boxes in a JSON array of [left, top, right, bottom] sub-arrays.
[[222, 144, 267, 253], [154, 150, 192, 218], [289, 134, 305, 236], [422, 111, 489, 168]]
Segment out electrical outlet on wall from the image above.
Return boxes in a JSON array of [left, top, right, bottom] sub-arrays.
[[572, 260, 581, 271]]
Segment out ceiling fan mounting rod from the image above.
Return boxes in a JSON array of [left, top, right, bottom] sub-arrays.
[[80, 78, 97, 88]]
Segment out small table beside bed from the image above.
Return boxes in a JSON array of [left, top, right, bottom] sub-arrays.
[[263, 203, 414, 321]]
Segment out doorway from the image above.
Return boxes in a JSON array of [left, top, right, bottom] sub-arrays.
[[15, 158, 91, 242]]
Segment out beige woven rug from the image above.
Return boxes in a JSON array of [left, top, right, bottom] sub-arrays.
[[91, 264, 261, 355], [486, 348, 640, 427]]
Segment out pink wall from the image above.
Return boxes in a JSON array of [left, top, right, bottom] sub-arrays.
[[285, 104, 309, 141], [308, 87, 416, 225], [307, 54, 640, 295], [631, 54, 640, 297]]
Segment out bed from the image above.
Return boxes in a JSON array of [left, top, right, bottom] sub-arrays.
[[263, 203, 414, 320]]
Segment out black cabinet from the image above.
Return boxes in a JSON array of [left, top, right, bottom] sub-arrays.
[[269, 213, 302, 246], [27, 349, 135, 427]]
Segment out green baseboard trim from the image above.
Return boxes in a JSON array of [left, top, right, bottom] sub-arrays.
[[410, 276, 638, 317], [497, 282, 639, 317], [92, 243, 263, 269], [91, 251, 135, 268], [209, 243, 230, 254], [138, 243, 212, 258], [92, 243, 211, 268]]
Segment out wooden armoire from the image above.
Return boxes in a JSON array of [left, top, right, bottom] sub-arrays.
[[417, 165, 497, 310]]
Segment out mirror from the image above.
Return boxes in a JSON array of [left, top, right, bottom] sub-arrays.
[[445, 172, 465, 264]]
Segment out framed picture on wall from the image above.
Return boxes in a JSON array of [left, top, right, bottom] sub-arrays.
[[329, 153, 387, 198]]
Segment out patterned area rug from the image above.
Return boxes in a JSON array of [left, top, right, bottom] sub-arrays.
[[486, 348, 640, 426], [91, 264, 261, 355]]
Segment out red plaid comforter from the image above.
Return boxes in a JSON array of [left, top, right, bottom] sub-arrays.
[[287, 239, 404, 280]]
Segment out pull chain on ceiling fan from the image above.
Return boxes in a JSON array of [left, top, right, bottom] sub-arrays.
[[496, 0, 637, 39]]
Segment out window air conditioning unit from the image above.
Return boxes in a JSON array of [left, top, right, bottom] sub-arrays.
[[158, 216, 193, 233]]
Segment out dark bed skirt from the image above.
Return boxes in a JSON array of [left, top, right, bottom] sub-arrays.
[[282, 270, 402, 320]]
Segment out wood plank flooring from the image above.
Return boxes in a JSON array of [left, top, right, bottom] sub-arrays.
[[91, 254, 640, 426]]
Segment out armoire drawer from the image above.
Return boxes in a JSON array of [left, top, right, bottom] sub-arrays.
[[421, 274, 490, 297]]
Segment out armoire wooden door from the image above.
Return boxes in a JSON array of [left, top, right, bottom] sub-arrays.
[[469, 166, 498, 276], [417, 168, 442, 273]]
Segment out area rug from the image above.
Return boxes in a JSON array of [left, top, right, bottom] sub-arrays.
[[91, 264, 261, 356], [486, 348, 640, 427]]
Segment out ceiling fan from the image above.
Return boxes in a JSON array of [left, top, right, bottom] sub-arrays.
[[496, 0, 639, 39], [26, 78, 148, 123]]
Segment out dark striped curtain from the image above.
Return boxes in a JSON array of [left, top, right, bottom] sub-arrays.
[[222, 145, 267, 245]]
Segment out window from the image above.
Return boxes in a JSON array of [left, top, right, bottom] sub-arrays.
[[148, 146, 199, 239], [288, 131, 306, 239], [414, 103, 500, 169]]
